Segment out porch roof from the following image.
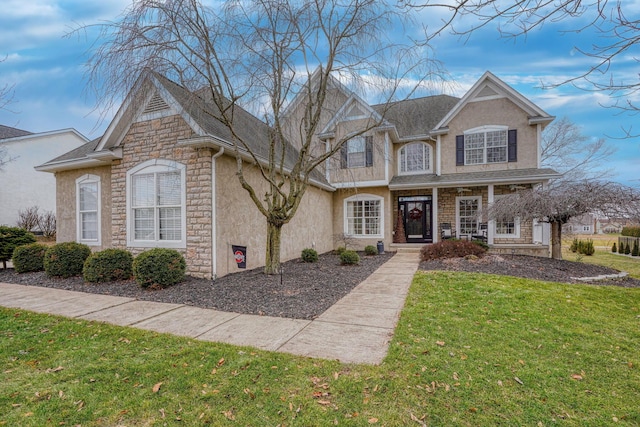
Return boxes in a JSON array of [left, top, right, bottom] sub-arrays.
[[388, 168, 560, 189]]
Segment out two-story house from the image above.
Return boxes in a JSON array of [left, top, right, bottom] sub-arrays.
[[37, 71, 559, 279]]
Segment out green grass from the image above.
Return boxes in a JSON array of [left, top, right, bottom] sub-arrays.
[[562, 242, 640, 279], [2, 271, 639, 425]]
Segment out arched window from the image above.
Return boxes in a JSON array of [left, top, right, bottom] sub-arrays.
[[126, 159, 186, 248], [399, 142, 431, 174], [76, 174, 101, 246]]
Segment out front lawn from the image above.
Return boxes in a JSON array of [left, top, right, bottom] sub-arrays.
[[2, 271, 639, 425]]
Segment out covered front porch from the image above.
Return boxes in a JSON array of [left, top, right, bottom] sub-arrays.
[[389, 169, 558, 257]]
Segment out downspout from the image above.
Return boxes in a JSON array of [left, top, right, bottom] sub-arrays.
[[211, 147, 225, 280]]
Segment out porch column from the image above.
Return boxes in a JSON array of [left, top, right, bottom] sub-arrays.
[[433, 187, 439, 243], [487, 184, 494, 245]]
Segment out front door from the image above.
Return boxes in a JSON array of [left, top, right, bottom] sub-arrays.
[[399, 196, 432, 243]]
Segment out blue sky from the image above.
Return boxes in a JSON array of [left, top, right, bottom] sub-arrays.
[[1, 0, 638, 185]]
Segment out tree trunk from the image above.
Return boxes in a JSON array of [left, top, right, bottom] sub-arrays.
[[550, 221, 563, 260], [264, 220, 283, 275]]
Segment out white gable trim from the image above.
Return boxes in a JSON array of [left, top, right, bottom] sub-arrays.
[[433, 71, 552, 132], [319, 94, 385, 136]]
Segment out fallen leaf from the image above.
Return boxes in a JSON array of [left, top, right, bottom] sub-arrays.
[[410, 413, 427, 426], [571, 374, 583, 380], [217, 358, 225, 367], [46, 366, 64, 373], [514, 377, 524, 385], [152, 382, 163, 393], [222, 410, 235, 420], [436, 341, 445, 347], [317, 400, 331, 405], [368, 417, 379, 423]]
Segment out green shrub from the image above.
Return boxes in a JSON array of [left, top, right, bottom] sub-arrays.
[[577, 239, 595, 256], [334, 246, 346, 255], [570, 238, 579, 253], [12, 243, 48, 273], [0, 226, 36, 268], [632, 241, 639, 257], [420, 239, 487, 261], [340, 250, 360, 265], [619, 240, 625, 254], [364, 245, 378, 256], [612, 242, 617, 253], [133, 248, 186, 288], [621, 226, 640, 237], [624, 243, 631, 255], [44, 242, 91, 278], [301, 248, 318, 263], [471, 239, 490, 250], [83, 249, 133, 283]]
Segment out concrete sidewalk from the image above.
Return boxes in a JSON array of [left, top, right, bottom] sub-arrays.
[[0, 252, 419, 364]]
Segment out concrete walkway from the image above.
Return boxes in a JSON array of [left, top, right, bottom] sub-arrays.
[[0, 252, 419, 365]]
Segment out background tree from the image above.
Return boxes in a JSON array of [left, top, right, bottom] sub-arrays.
[[488, 181, 640, 259], [403, 0, 640, 132], [541, 116, 616, 185], [85, 0, 442, 274], [0, 56, 16, 171]]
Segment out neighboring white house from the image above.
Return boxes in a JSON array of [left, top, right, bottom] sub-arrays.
[[0, 125, 89, 227]]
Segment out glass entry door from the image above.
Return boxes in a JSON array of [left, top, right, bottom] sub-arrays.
[[399, 196, 432, 243]]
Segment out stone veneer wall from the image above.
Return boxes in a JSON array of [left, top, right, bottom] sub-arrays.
[[110, 116, 214, 278]]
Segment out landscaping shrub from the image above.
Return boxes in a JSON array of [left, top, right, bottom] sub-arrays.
[[340, 250, 360, 265], [83, 249, 134, 283], [570, 238, 579, 253], [619, 240, 625, 254], [364, 245, 378, 256], [44, 242, 92, 278], [621, 226, 640, 237], [133, 248, 186, 288], [0, 226, 36, 268], [334, 246, 346, 255], [632, 241, 639, 257], [12, 243, 48, 273], [624, 243, 631, 255], [471, 239, 490, 250], [577, 239, 595, 256], [420, 239, 487, 261], [301, 248, 318, 263], [612, 242, 617, 253]]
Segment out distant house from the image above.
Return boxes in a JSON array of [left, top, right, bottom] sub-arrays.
[[38, 71, 560, 279], [597, 217, 634, 234], [0, 126, 89, 227], [564, 214, 596, 234]]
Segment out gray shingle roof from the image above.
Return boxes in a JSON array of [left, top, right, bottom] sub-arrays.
[[43, 137, 101, 164], [389, 168, 561, 188], [0, 125, 33, 140], [373, 95, 460, 138]]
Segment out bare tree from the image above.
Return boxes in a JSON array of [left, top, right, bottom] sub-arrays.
[[84, 0, 442, 274], [38, 210, 57, 239], [541, 116, 616, 185], [402, 1, 640, 128], [16, 206, 40, 232], [487, 181, 640, 259]]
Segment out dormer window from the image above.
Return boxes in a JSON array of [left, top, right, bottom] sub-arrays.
[[456, 126, 517, 166], [399, 142, 431, 175]]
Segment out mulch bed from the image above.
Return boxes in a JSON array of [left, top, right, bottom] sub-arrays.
[[420, 254, 640, 288], [1, 252, 638, 321]]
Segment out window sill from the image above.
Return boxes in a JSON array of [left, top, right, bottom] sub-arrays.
[[127, 240, 186, 249]]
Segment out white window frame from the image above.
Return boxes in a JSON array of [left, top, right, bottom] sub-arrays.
[[126, 159, 187, 249], [456, 195, 481, 237], [343, 193, 384, 238], [493, 194, 520, 238], [346, 136, 367, 168], [76, 174, 101, 246], [398, 142, 432, 175], [464, 125, 508, 165]]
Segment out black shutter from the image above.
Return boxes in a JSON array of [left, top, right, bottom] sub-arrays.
[[365, 136, 373, 167], [508, 129, 517, 162], [340, 143, 348, 168], [456, 135, 464, 166]]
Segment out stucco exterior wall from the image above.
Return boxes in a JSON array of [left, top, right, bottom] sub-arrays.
[[441, 97, 539, 174], [332, 187, 392, 250], [0, 130, 87, 227], [54, 166, 112, 249], [214, 155, 334, 278]]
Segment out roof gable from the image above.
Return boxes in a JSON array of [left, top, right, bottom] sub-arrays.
[[0, 125, 32, 140], [434, 71, 553, 131]]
